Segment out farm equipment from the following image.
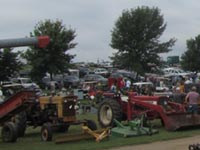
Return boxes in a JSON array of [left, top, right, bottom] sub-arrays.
[[111, 115, 158, 137], [55, 126, 110, 144], [0, 90, 98, 142], [39, 95, 97, 142], [97, 91, 200, 131], [0, 36, 50, 48], [0, 90, 37, 142]]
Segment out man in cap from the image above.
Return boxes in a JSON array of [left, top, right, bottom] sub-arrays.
[[185, 86, 200, 113]]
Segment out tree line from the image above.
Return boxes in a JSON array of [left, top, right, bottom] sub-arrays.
[[0, 6, 198, 83]]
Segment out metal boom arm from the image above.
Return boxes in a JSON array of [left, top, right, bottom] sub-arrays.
[[0, 36, 50, 48]]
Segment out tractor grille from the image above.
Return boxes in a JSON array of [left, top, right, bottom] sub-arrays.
[[63, 101, 76, 117]]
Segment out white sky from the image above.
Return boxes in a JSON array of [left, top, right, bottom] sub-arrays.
[[0, 0, 200, 63]]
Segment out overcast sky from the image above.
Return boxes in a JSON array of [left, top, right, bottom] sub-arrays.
[[0, 0, 200, 63]]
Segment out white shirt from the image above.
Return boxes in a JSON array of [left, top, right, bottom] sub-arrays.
[[126, 80, 131, 88], [0, 90, 4, 103]]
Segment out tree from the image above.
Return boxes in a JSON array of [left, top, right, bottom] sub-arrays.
[[24, 19, 77, 82], [110, 6, 176, 74], [0, 48, 22, 80], [181, 35, 200, 71]]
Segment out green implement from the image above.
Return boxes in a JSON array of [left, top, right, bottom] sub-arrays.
[[111, 115, 158, 138]]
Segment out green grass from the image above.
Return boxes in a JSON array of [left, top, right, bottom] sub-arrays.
[[1, 113, 200, 150]]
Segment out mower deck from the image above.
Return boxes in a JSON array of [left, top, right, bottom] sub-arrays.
[[111, 119, 158, 138]]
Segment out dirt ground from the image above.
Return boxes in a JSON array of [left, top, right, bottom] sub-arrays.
[[109, 135, 200, 150]]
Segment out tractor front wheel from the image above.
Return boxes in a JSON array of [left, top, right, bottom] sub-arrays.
[[41, 122, 53, 141], [98, 99, 122, 127]]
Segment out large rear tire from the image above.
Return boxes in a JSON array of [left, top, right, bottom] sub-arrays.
[[98, 99, 122, 127], [14, 112, 27, 137], [1, 122, 18, 142]]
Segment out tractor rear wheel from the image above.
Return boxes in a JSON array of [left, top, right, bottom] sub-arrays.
[[41, 122, 53, 141], [98, 99, 122, 127], [1, 122, 18, 142], [14, 111, 27, 137]]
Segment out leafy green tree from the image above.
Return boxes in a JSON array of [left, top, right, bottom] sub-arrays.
[[181, 35, 200, 71], [24, 19, 77, 82], [110, 6, 176, 74], [0, 48, 22, 80]]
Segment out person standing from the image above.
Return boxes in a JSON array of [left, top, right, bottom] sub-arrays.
[[179, 81, 185, 94], [0, 86, 4, 103], [125, 79, 131, 90], [119, 78, 125, 90], [110, 81, 117, 93], [185, 86, 200, 113]]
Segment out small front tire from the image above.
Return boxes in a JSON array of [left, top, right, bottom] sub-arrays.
[[41, 123, 53, 141]]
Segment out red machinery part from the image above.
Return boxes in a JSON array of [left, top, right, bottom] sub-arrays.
[[0, 91, 35, 124], [37, 36, 50, 48]]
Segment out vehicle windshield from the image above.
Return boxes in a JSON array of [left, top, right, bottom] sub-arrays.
[[94, 75, 104, 79], [21, 78, 32, 83], [65, 76, 79, 80]]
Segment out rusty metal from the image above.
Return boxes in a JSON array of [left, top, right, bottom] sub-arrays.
[[82, 126, 110, 142], [164, 113, 200, 131]]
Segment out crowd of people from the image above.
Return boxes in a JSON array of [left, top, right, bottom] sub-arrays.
[[108, 74, 200, 114]]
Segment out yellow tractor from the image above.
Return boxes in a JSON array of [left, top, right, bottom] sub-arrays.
[[38, 94, 97, 141]]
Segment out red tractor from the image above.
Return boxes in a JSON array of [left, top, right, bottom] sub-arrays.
[[97, 89, 200, 131]]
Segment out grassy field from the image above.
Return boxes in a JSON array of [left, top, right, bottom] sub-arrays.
[[1, 113, 200, 150]]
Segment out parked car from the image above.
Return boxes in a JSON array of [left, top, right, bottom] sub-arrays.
[[112, 70, 137, 80], [83, 74, 108, 85], [10, 77, 39, 89], [41, 76, 59, 90], [78, 67, 92, 78], [94, 68, 109, 77], [109, 72, 124, 79], [133, 82, 155, 95], [163, 67, 191, 77], [63, 75, 80, 88], [2, 83, 23, 98]]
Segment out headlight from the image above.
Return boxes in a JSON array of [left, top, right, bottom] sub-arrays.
[[90, 95, 95, 100]]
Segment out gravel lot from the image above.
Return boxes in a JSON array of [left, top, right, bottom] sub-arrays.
[[109, 135, 200, 150]]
